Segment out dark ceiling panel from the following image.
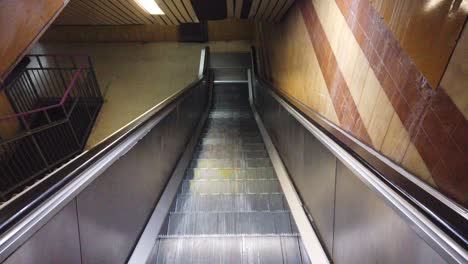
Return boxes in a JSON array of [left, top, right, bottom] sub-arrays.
[[191, 0, 227, 20], [240, 0, 253, 18], [53, 0, 294, 26]]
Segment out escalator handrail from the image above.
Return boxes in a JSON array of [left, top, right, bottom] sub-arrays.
[[249, 47, 467, 254], [0, 47, 211, 235]]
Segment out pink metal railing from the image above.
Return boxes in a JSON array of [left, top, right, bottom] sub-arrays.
[[0, 67, 83, 122]]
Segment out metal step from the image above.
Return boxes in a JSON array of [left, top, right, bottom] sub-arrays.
[[185, 167, 276, 180], [180, 179, 281, 194], [194, 149, 268, 159], [167, 211, 295, 235], [174, 193, 287, 212], [202, 130, 260, 137], [196, 144, 266, 153], [212, 104, 251, 110], [213, 68, 247, 81], [200, 137, 263, 145], [204, 122, 258, 129], [153, 235, 311, 264], [201, 129, 261, 138], [209, 111, 252, 119], [213, 92, 249, 99], [189, 158, 272, 169]]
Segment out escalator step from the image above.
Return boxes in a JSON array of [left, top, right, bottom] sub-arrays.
[[189, 158, 272, 168], [153, 235, 311, 264], [186, 167, 276, 180], [180, 179, 281, 194], [197, 143, 265, 152], [167, 211, 295, 235], [209, 111, 252, 119], [200, 136, 263, 145], [194, 149, 268, 159], [202, 130, 259, 137], [174, 193, 287, 212]]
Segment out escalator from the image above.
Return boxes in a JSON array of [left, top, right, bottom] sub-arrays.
[[0, 47, 465, 264], [151, 82, 310, 263]]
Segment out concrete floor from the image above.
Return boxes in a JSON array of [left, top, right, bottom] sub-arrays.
[[31, 41, 251, 149]]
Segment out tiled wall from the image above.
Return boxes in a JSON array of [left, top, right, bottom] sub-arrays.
[[370, 0, 467, 87], [255, 0, 467, 205]]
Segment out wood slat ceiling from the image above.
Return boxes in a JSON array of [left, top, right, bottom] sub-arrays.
[[54, 0, 294, 25]]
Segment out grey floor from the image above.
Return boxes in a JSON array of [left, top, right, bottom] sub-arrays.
[[151, 83, 311, 263]]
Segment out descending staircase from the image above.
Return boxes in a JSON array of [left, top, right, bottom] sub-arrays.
[[152, 82, 311, 263]]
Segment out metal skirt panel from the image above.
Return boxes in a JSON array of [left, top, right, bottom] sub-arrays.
[[253, 83, 451, 263], [0, 83, 208, 264], [3, 200, 81, 264], [76, 85, 207, 264]]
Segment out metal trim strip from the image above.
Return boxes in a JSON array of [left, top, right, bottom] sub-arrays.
[[248, 70, 330, 264]]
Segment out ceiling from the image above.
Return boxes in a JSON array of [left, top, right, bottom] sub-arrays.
[[54, 0, 295, 25]]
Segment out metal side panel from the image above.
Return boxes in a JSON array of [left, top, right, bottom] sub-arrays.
[[128, 96, 211, 264], [76, 107, 200, 264], [256, 82, 337, 255], [253, 82, 458, 263], [75, 85, 207, 264], [333, 161, 446, 264], [3, 200, 81, 264], [301, 132, 337, 254], [249, 72, 329, 263]]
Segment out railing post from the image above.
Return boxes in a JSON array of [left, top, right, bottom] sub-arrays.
[[19, 116, 50, 170]]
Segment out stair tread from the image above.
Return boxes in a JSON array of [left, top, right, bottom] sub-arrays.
[[154, 235, 311, 264], [180, 178, 281, 194], [166, 211, 296, 235], [174, 193, 287, 212], [186, 167, 276, 180]]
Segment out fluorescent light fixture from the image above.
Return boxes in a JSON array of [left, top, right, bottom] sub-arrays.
[[135, 0, 164, 15]]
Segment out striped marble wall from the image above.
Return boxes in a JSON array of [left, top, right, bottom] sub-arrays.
[[255, 0, 467, 206]]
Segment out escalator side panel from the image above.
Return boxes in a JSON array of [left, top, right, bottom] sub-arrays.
[[254, 84, 447, 263], [2, 83, 208, 264]]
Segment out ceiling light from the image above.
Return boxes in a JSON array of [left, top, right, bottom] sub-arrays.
[[135, 0, 164, 15]]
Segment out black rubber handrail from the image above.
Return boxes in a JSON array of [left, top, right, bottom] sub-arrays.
[[0, 47, 211, 234], [249, 47, 467, 249]]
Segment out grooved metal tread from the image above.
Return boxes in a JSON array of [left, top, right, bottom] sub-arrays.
[[189, 158, 272, 168], [179, 179, 281, 194], [167, 211, 296, 235], [185, 167, 276, 180], [174, 193, 287, 212], [154, 235, 311, 264]]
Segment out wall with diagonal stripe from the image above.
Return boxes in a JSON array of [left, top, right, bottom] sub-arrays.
[[255, 0, 467, 205]]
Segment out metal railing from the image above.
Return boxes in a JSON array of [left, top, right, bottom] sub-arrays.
[[0, 55, 103, 202]]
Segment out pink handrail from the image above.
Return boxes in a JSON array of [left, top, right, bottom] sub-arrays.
[[0, 67, 83, 122]]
